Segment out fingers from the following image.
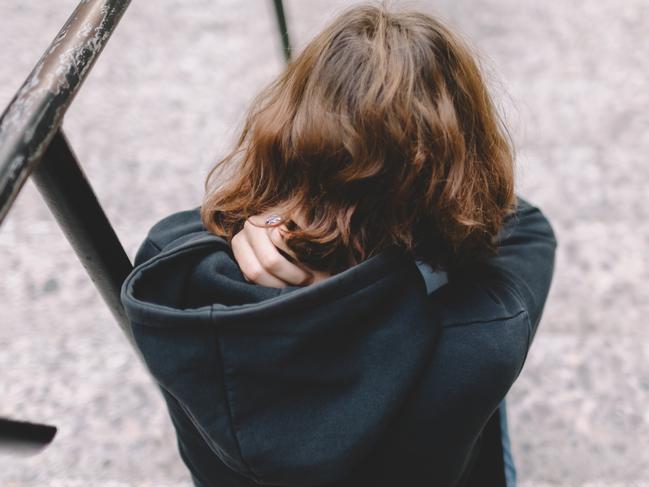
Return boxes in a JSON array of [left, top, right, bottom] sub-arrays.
[[242, 220, 314, 286], [230, 208, 333, 287], [268, 226, 331, 283], [231, 230, 289, 288], [267, 225, 298, 262]]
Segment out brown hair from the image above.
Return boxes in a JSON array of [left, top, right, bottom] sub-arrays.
[[201, 4, 516, 274]]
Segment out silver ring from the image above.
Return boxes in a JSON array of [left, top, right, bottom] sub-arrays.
[[265, 214, 284, 225]]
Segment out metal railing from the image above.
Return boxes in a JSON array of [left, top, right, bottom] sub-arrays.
[[0, 0, 134, 333], [0, 0, 291, 455]]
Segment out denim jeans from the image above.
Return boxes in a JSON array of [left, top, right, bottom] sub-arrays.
[[499, 399, 518, 487]]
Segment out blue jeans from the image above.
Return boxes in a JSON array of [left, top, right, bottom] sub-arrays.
[[499, 399, 517, 487]]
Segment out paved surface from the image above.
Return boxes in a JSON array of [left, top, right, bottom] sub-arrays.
[[1, 0, 648, 485]]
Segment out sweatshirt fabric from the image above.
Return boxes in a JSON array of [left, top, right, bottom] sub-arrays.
[[120, 195, 557, 487]]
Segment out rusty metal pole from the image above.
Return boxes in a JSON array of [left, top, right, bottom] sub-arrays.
[[0, 0, 135, 340], [0, 0, 133, 453], [0, 0, 132, 224]]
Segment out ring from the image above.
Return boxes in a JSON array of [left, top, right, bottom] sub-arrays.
[[265, 214, 284, 225]]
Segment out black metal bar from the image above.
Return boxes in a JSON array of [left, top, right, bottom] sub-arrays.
[[0, 417, 57, 457], [0, 0, 134, 454], [272, 0, 292, 62], [0, 0, 132, 225], [30, 130, 135, 342]]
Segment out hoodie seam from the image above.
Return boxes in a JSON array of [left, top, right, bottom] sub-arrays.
[[151, 381, 235, 477], [443, 309, 527, 329], [515, 310, 533, 379], [211, 307, 263, 484], [146, 237, 162, 252]]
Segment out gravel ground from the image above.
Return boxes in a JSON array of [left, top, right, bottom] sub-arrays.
[[1, 0, 648, 485]]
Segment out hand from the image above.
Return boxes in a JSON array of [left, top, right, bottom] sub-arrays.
[[230, 212, 330, 288]]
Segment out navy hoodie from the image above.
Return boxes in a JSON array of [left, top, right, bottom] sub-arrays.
[[120, 195, 557, 487]]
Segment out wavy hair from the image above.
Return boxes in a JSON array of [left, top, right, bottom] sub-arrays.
[[201, 4, 516, 274]]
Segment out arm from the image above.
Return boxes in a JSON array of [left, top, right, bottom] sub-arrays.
[[225, 194, 558, 328], [450, 195, 558, 339], [131, 206, 322, 287]]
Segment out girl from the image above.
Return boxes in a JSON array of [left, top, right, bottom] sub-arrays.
[[121, 4, 556, 486]]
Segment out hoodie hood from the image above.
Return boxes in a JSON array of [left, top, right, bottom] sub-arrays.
[[121, 231, 444, 486]]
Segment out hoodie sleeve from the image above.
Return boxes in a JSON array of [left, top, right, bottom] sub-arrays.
[[452, 195, 558, 341]]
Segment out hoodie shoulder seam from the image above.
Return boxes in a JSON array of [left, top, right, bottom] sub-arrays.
[[444, 308, 528, 329]]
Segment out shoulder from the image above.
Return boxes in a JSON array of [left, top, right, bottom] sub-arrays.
[[425, 276, 532, 396], [134, 207, 207, 266], [147, 207, 205, 247]]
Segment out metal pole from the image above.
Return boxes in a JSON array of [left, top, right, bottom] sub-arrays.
[[0, 0, 134, 454], [30, 130, 135, 344], [0, 0, 132, 225], [272, 0, 292, 62]]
